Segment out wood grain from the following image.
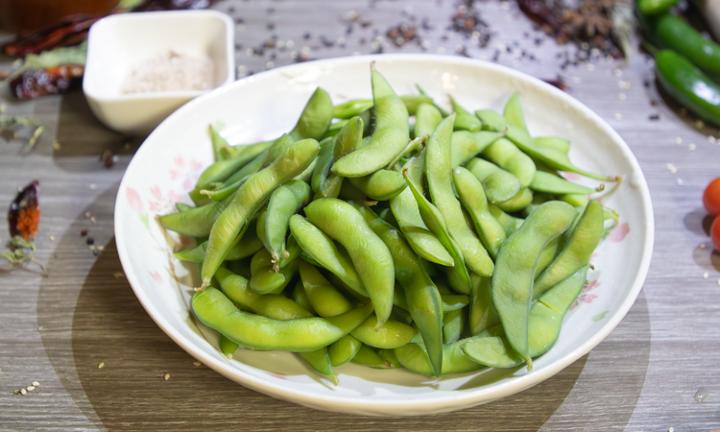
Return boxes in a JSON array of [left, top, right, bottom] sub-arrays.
[[0, 0, 719, 430]]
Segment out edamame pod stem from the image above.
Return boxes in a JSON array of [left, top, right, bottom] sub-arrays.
[[320, 117, 365, 198], [443, 309, 465, 344], [403, 168, 473, 295], [193, 287, 373, 352], [491, 201, 576, 369], [482, 137, 537, 188], [200, 138, 320, 290], [328, 334, 362, 366], [462, 266, 588, 368], [289, 215, 368, 297], [305, 199, 395, 327], [332, 67, 410, 177], [534, 200, 603, 298], [414, 103, 443, 139], [348, 169, 407, 201], [394, 339, 484, 376], [299, 261, 354, 318], [449, 95, 482, 132], [160, 197, 230, 237], [355, 203, 444, 377], [299, 348, 338, 385], [451, 130, 506, 168], [453, 167, 507, 259], [350, 315, 416, 349], [289, 87, 334, 141], [426, 114, 494, 277], [530, 171, 601, 195], [216, 267, 313, 320], [534, 136, 570, 155], [389, 155, 454, 267], [265, 180, 312, 261], [503, 93, 528, 133], [385, 136, 424, 170], [475, 109, 508, 132], [465, 158, 522, 204]]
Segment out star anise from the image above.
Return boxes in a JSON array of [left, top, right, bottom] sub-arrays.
[[563, 9, 613, 38]]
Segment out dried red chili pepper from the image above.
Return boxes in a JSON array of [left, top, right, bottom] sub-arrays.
[[8, 180, 40, 241], [0, 15, 101, 57], [10, 64, 84, 100]]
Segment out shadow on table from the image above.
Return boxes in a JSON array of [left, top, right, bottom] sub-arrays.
[[36, 187, 652, 431]]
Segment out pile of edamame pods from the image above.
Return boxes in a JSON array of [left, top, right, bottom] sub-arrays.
[[161, 65, 621, 384]]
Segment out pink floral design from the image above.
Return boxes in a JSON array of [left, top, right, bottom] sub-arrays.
[[150, 271, 163, 283], [190, 159, 203, 171], [609, 222, 630, 243], [151, 185, 163, 201], [127, 187, 144, 213], [183, 179, 193, 191], [174, 155, 185, 167], [170, 169, 181, 180], [570, 279, 600, 310]]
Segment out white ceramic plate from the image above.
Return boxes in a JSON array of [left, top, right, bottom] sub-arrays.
[[114, 54, 654, 416]]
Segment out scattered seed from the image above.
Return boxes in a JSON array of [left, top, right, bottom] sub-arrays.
[[677, 178, 684, 185], [20, 388, 26, 395], [80, 229, 88, 236], [619, 93, 626, 100], [96, 245, 104, 251], [696, 120, 705, 128], [113, 272, 125, 278], [703, 272, 709, 279], [90, 217, 96, 224], [695, 387, 709, 401], [666, 163, 677, 174], [27, 386, 35, 391], [649, 114, 660, 120], [85, 212, 91, 218], [614, 113, 622, 120], [701, 243, 706, 249], [98, 362, 105, 369], [86, 237, 95, 245], [32, 381, 39, 386], [52, 141, 61, 150], [49, 236, 55, 241], [675, 137, 683, 144], [164, 373, 170, 380], [193, 361, 202, 366], [689, 143, 697, 151]]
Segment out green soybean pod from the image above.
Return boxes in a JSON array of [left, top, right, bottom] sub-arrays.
[[464, 158, 522, 205], [534, 200, 603, 298], [276, 234, 301, 269], [174, 226, 263, 263], [534, 136, 570, 154], [289, 215, 367, 297], [475, 109, 508, 132], [443, 309, 465, 344], [190, 149, 261, 203], [452, 166, 507, 259], [348, 169, 407, 201], [394, 339, 484, 376], [261, 134, 295, 168], [488, 204, 524, 237], [491, 200, 576, 369], [530, 171, 600, 195], [400, 94, 434, 115], [352, 345, 398, 369], [289, 87, 334, 141], [291, 280, 317, 315], [414, 103, 443, 139], [328, 335, 362, 366], [441, 294, 469, 312], [299, 261, 354, 318], [320, 117, 364, 198], [482, 137, 536, 188], [350, 315, 416, 349], [469, 274, 499, 335], [503, 92, 528, 133], [193, 287, 374, 352], [560, 193, 589, 208], [333, 99, 375, 119], [311, 137, 337, 195], [200, 138, 320, 290], [299, 348, 338, 385], [220, 334, 239, 358], [451, 130, 506, 168], [332, 67, 410, 177], [389, 155, 454, 267], [305, 198, 395, 327], [425, 114, 494, 277], [175, 202, 193, 212], [250, 257, 299, 295], [449, 95, 482, 132], [385, 136, 425, 170], [495, 188, 533, 213], [222, 149, 267, 187], [216, 267, 312, 319], [160, 196, 230, 237], [265, 180, 312, 261]]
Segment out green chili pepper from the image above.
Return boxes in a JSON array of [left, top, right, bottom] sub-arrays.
[[638, 0, 679, 14]]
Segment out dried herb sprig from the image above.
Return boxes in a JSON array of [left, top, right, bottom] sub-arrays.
[[0, 236, 47, 276], [0, 115, 45, 151]]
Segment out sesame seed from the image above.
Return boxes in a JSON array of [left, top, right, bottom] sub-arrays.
[[49, 236, 55, 241], [98, 362, 105, 369], [703, 272, 709, 279], [20, 388, 26, 395], [717, 279, 720, 286], [113, 272, 125, 278], [614, 113, 622, 120], [193, 361, 202, 366], [164, 373, 170, 380], [90, 217, 96, 224], [96, 245, 104, 251], [27, 386, 35, 391], [614, 69, 622, 77], [689, 143, 696, 151], [666, 163, 677, 174], [675, 137, 683, 144], [32, 381, 39, 386], [85, 212, 91, 218], [677, 178, 684, 185], [709, 136, 717, 143], [587, 64, 595, 71], [89, 184, 96, 190], [701, 243, 706, 249], [52, 141, 61, 150]]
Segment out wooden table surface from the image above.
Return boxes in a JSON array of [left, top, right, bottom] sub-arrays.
[[1, 0, 719, 430]]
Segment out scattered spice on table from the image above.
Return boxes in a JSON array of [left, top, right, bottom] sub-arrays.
[[451, 0, 492, 48], [0, 116, 44, 151], [2, 180, 46, 275]]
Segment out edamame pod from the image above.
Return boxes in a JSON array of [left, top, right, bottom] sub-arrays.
[[289, 215, 367, 297], [385, 136, 424, 170], [311, 137, 337, 196], [352, 344, 398, 369], [442, 294, 469, 312], [332, 68, 410, 177], [534, 136, 570, 154], [328, 334, 362, 366], [291, 280, 316, 315], [265, 180, 312, 261], [495, 188, 533, 213], [350, 315, 416, 349], [200, 138, 320, 289], [452, 166, 507, 259], [534, 200, 603, 298], [451, 130, 506, 168], [443, 309, 465, 344], [210, 124, 229, 161], [488, 204, 524, 237], [160, 197, 230, 237], [348, 169, 407, 201], [503, 92, 528, 133], [414, 103, 443, 139], [530, 171, 601, 195], [192, 287, 373, 352], [220, 334, 239, 358], [320, 116, 365, 198], [305, 198, 395, 327], [482, 137, 536, 188], [250, 256, 299, 294], [426, 114, 494, 277], [469, 275, 499, 335], [299, 261, 354, 318], [394, 339, 484, 376], [289, 87, 334, 141], [450, 95, 482, 132], [475, 109, 508, 132], [174, 224, 262, 262], [175, 202, 193, 212], [299, 348, 337, 385], [491, 201, 576, 369], [465, 158, 522, 204]]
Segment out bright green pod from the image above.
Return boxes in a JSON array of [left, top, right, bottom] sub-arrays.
[[174, 223, 262, 262], [400, 94, 434, 115], [289, 215, 367, 297], [216, 267, 313, 320], [443, 309, 465, 344], [220, 334, 239, 358], [249, 257, 299, 295], [219, 139, 274, 161], [495, 188, 533, 213], [299, 348, 337, 385], [487, 204, 524, 237], [530, 171, 599, 195], [333, 99, 374, 119], [175, 202, 193, 212], [469, 274, 499, 335], [305, 199, 395, 327], [350, 315, 416, 349], [348, 169, 407, 201], [201, 174, 250, 202], [209, 124, 229, 161], [351, 344, 398, 369], [261, 134, 295, 168], [320, 116, 364, 198], [328, 334, 362, 366], [265, 180, 312, 261], [291, 280, 317, 315], [475, 109, 507, 132], [534, 200, 603, 298], [449, 95, 482, 132], [311, 137, 337, 196], [218, 150, 266, 190], [426, 114, 494, 277], [414, 103, 443, 139], [385, 136, 425, 170], [377, 348, 403, 368], [451, 130, 506, 168], [503, 92, 528, 133], [535, 236, 560, 278], [289, 87, 334, 141], [534, 136, 570, 155], [193, 148, 258, 193], [482, 137, 536, 188], [441, 294, 469, 312], [332, 68, 410, 177], [464, 158, 521, 205], [491, 201, 576, 369], [299, 261, 354, 318], [277, 234, 301, 269], [160, 197, 230, 237], [200, 139, 320, 289], [394, 339, 484, 376]]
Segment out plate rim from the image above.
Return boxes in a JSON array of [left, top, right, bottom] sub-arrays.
[[114, 53, 655, 415]]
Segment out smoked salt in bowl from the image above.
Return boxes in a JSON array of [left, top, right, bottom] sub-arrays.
[[115, 54, 654, 416]]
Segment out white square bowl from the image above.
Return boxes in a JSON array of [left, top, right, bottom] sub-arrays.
[[83, 10, 234, 136]]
